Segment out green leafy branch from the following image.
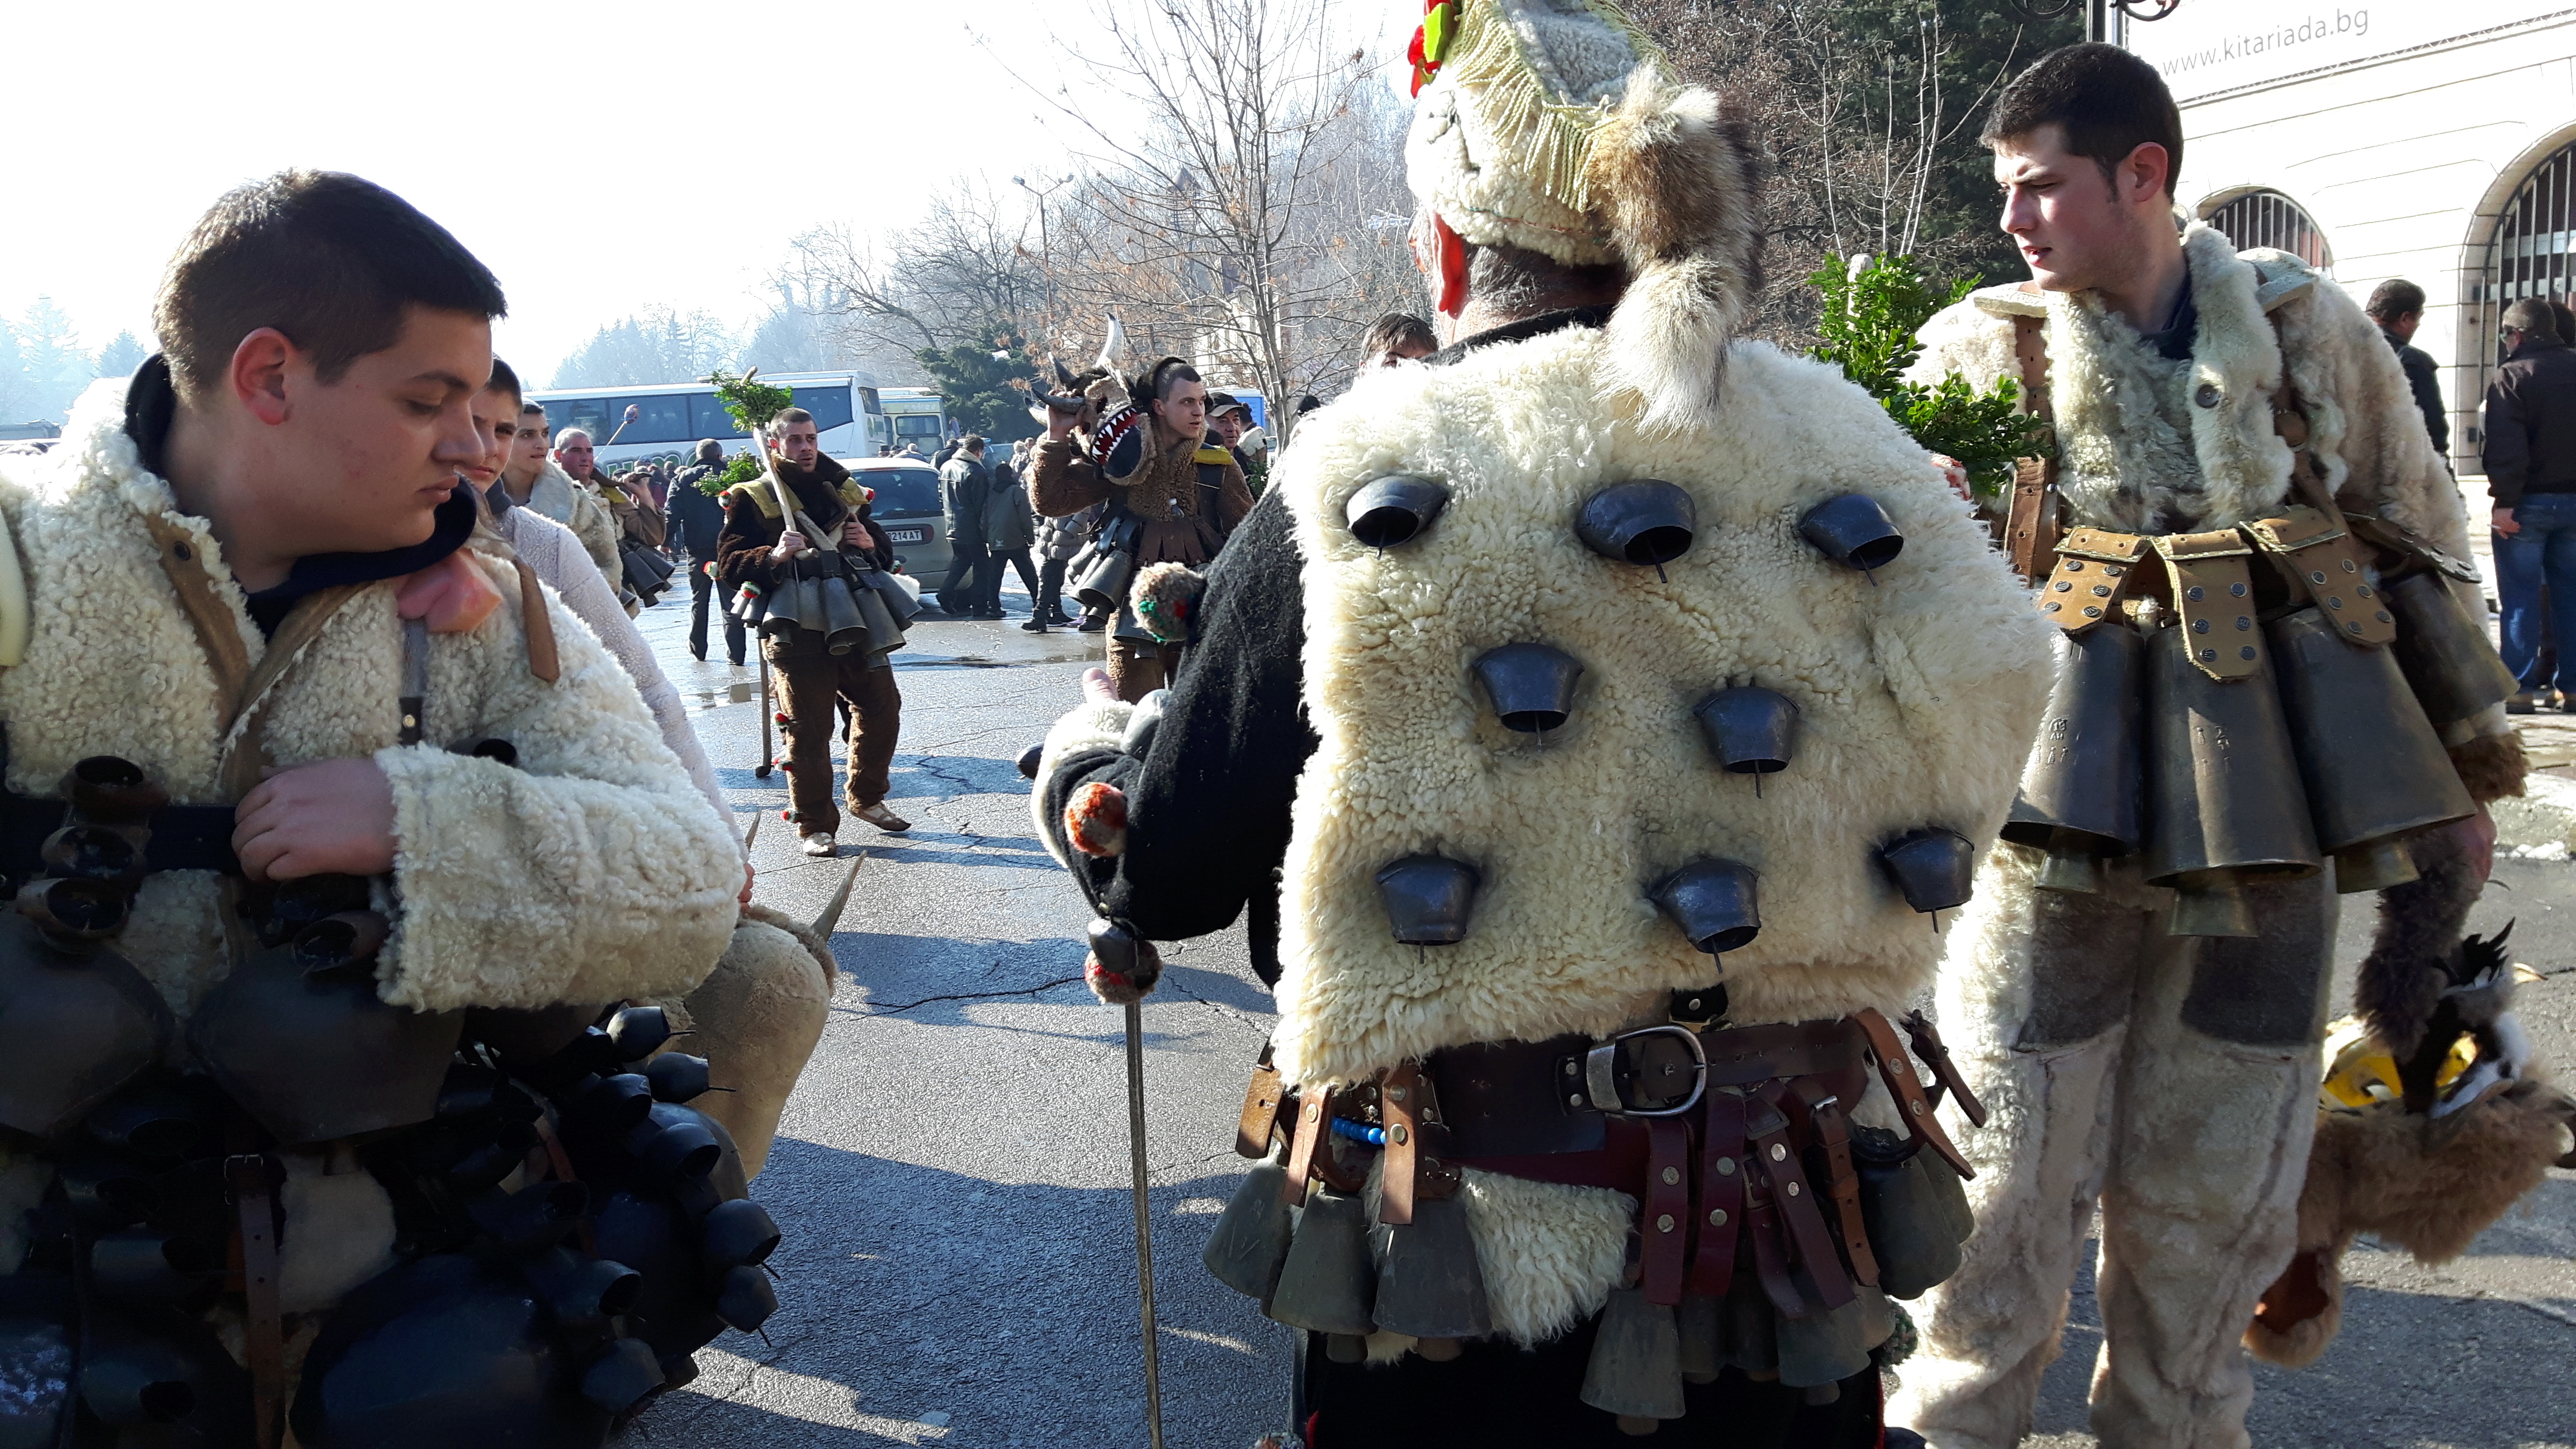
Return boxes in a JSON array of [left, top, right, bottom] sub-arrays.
[[707, 366, 795, 438], [1807, 254, 2052, 498]]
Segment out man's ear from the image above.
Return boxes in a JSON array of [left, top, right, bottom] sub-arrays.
[[1431, 214, 1470, 319], [2123, 142, 2172, 210], [231, 328, 296, 427]]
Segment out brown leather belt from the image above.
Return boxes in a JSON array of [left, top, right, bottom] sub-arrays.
[[1233, 1010, 1982, 1314]]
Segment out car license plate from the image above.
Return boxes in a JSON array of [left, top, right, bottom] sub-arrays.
[[887, 527, 927, 544]]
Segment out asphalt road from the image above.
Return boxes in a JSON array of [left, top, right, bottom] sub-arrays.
[[607, 581, 2576, 1449]]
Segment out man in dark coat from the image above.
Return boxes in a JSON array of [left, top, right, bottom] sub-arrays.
[[937, 436, 999, 618], [716, 408, 910, 853], [2367, 278, 2450, 456], [2484, 296, 2576, 707], [983, 442, 1041, 619], [667, 437, 744, 664]]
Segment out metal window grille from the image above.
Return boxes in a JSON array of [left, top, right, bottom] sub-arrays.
[[2202, 190, 2334, 272], [2477, 143, 2576, 458]]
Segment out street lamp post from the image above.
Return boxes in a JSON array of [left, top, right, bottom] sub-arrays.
[[1013, 173, 1072, 351], [2002, 0, 2179, 44]]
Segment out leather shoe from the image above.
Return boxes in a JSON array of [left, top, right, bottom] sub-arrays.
[[1076, 614, 1107, 633], [799, 832, 839, 858], [1020, 618, 1050, 633], [851, 803, 911, 832]]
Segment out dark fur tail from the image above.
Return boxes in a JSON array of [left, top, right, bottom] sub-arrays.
[[2356, 826, 2483, 1058]]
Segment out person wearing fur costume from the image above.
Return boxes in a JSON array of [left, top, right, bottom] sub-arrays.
[[1890, 48, 2550, 1449], [1027, 355, 1253, 702], [0, 173, 803, 1447], [1026, 1, 2053, 1441]]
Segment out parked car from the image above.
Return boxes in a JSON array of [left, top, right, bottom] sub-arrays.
[[846, 456, 951, 584]]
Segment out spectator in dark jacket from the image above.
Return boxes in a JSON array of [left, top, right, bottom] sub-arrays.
[[2367, 279, 2449, 456], [937, 436, 1000, 617], [982, 443, 1042, 622], [2483, 296, 2576, 707], [666, 438, 745, 665]]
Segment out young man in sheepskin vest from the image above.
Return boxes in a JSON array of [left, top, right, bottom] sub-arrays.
[[1895, 45, 2547, 1449], [0, 171, 803, 1443], [1026, 1, 2052, 1441]]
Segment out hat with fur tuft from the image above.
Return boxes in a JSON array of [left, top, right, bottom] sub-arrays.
[[1405, 0, 1762, 430]]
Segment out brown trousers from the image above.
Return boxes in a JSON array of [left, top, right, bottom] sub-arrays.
[[1107, 637, 1166, 703], [765, 630, 902, 836]]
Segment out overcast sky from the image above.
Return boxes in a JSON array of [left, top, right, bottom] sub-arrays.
[[0, 0, 1396, 383]]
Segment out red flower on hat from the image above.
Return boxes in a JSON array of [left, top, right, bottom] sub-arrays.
[[1410, 0, 1459, 96]]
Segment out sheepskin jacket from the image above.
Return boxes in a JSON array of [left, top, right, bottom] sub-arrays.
[[1038, 311, 2053, 1343], [1910, 224, 2505, 760], [0, 384, 744, 1021], [1911, 224, 2474, 555], [502, 460, 623, 584]]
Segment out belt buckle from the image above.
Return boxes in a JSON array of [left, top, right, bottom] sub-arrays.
[[1584, 1024, 1707, 1118]]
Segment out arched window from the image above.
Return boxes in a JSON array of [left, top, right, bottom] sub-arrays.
[[2201, 190, 2333, 272], [2479, 141, 2576, 414]]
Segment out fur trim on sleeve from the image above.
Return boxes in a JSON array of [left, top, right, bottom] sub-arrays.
[[1029, 699, 1135, 856]]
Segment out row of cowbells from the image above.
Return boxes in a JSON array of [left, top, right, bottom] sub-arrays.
[[2005, 571, 2509, 935], [1344, 474, 1907, 579], [1069, 513, 1147, 613], [736, 562, 915, 659], [1368, 827, 1977, 955], [1202, 1164, 1494, 1361]]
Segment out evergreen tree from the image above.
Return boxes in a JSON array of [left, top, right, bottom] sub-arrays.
[[93, 330, 148, 382], [916, 339, 1038, 444], [16, 297, 90, 422]]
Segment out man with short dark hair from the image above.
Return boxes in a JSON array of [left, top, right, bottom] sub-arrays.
[[2483, 296, 2576, 709], [2368, 277, 2450, 453], [500, 402, 622, 586], [937, 434, 1000, 618], [1903, 45, 2521, 1449], [669, 436, 746, 664], [1361, 310, 1439, 368], [716, 408, 910, 853], [0, 169, 749, 1438], [1031, 359, 1252, 699]]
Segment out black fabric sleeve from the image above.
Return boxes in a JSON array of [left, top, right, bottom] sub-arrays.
[[2484, 373, 2530, 506], [1038, 487, 1317, 983], [2403, 348, 2450, 456]]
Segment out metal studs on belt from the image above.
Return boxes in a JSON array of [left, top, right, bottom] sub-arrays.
[[1661, 1166, 1681, 1185], [1656, 1214, 1676, 1233], [1390, 1125, 1409, 1145], [1707, 1208, 1729, 1227], [1768, 1143, 1787, 1162], [1785, 1182, 1801, 1197], [2186, 585, 2205, 602], [1715, 1157, 1737, 1176]]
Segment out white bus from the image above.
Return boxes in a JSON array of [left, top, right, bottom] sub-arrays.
[[525, 372, 892, 469], [877, 387, 951, 456]]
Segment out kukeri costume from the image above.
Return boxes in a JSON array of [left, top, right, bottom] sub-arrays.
[[1895, 226, 2568, 1449], [0, 367, 821, 1447], [713, 453, 916, 840], [1029, 1, 2053, 1439], [1027, 363, 1254, 703]]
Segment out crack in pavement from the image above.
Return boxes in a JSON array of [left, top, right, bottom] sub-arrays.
[[850, 975, 1087, 1015]]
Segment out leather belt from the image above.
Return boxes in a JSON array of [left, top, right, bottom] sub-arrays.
[[1426, 1019, 1868, 1160], [0, 727, 242, 878]]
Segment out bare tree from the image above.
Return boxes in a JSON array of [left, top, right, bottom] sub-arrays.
[[993, 0, 1386, 441], [783, 180, 1047, 358], [1631, 0, 2038, 345]]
